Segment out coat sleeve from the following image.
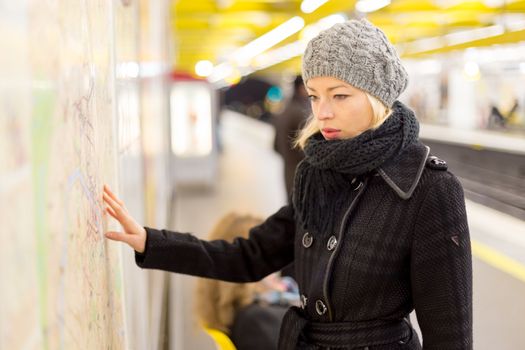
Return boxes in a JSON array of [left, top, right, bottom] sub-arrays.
[[135, 205, 296, 282], [411, 173, 473, 350]]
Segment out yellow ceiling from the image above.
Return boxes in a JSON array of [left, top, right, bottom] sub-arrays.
[[170, 0, 525, 76]]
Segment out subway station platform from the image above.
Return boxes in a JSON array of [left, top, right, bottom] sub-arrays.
[[168, 109, 525, 350]]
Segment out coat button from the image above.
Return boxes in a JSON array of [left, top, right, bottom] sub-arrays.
[[350, 177, 361, 191], [315, 299, 327, 315], [302, 232, 313, 248], [426, 156, 448, 170], [327, 236, 337, 251], [430, 157, 446, 166], [300, 294, 308, 309]]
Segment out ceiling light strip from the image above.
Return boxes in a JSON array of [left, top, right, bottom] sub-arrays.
[[355, 0, 391, 13], [402, 24, 524, 56], [300, 0, 329, 14], [231, 16, 305, 65]]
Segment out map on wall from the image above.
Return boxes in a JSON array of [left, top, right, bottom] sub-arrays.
[[0, 1, 129, 348]]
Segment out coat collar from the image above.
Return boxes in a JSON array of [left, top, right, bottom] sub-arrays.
[[376, 141, 430, 200]]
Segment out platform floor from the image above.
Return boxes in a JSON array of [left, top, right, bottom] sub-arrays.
[[170, 110, 525, 350]]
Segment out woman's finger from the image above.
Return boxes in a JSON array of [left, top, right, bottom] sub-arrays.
[[105, 231, 129, 244], [103, 192, 122, 214], [105, 206, 118, 220], [103, 184, 124, 205]]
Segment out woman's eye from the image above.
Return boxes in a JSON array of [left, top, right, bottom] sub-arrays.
[[308, 95, 318, 101], [334, 94, 348, 100]]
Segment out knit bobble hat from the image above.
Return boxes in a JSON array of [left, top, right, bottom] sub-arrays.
[[302, 18, 408, 107]]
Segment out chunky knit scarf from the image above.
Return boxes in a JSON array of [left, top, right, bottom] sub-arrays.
[[292, 101, 420, 235]]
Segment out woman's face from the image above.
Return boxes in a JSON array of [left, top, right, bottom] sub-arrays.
[[306, 76, 374, 140]]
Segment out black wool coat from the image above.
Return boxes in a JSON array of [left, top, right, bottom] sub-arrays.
[[230, 303, 288, 350], [136, 141, 473, 350]]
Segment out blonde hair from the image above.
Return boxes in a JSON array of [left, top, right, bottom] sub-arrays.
[[194, 213, 264, 333], [293, 92, 392, 150]]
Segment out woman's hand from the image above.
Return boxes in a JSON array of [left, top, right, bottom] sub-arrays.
[[102, 184, 147, 253]]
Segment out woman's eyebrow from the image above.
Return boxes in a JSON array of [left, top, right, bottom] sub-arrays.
[[306, 85, 349, 92], [327, 85, 348, 91]]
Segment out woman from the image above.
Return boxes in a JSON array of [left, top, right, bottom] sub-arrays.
[[103, 18, 472, 349], [195, 213, 296, 350]]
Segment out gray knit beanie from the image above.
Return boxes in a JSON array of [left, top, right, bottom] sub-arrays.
[[302, 18, 408, 107]]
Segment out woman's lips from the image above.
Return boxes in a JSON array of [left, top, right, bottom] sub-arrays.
[[321, 128, 341, 140]]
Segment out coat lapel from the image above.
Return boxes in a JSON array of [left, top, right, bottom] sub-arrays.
[[377, 142, 430, 200]]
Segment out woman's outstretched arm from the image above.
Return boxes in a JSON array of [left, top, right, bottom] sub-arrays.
[[102, 185, 296, 282]]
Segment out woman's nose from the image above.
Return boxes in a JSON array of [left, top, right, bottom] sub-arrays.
[[316, 100, 334, 120]]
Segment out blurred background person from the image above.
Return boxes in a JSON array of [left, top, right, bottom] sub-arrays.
[[194, 213, 299, 350], [272, 76, 309, 202]]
